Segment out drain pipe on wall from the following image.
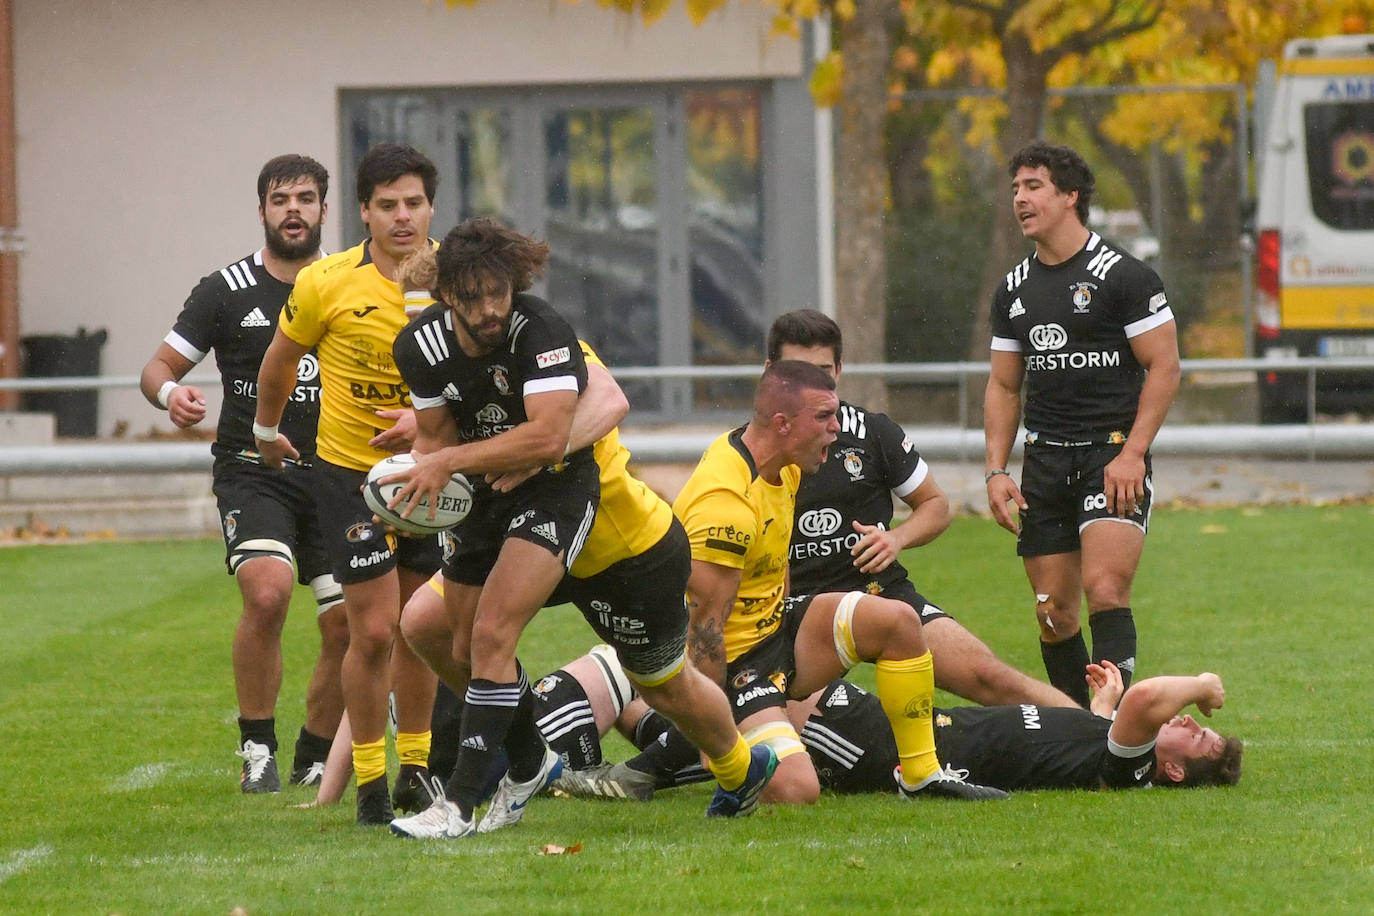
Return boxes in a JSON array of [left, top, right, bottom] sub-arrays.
[[0, 0, 18, 410]]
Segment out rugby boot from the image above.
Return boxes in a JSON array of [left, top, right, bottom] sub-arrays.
[[705, 744, 778, 818], [551, 761, 656, 801], [477, 747, 563, 833], [894, 764, 1009, 801], [236, 740, 281, 794]]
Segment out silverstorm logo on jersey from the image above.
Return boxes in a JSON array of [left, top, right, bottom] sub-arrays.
[[797, 508, 843, 538], [1028, 324, 1068, 351]]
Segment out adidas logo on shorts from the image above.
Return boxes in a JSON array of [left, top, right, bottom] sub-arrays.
[[531, 521, 558, 544], [460, 735, 488, 751]]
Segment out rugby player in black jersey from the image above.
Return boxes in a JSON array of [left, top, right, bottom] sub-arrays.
[[140, 155, 346, 794], [796, 660, 1241, 794], [383, 219, 603, 839], [984, 142, 1181, 705], [768, 310, 1077, 710]]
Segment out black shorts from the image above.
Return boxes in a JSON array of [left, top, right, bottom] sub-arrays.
[[549, 519, 691, 686], [801, 679, 898, 794], [530, 667, 603, 770], [1017, 443, 1153, 557], [211, 457, 329, 584], [876, 579, 952, 625], [724, 628, 794, 723], [442, 460, 599, 584], [312, 460, 443, 586]]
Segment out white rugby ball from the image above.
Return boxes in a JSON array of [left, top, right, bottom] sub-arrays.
[[363, 453, 474, 534]]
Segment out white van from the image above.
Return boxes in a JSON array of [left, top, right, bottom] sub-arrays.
[[1253, 33, 1374, 422]]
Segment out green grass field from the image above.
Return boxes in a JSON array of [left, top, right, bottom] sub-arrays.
[[2, 503, 1372, 914]]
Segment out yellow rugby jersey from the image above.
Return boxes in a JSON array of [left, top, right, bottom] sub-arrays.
[[569, 342, 673, 578], [279, 240, 435, 471], [673, 429, 801, 662]]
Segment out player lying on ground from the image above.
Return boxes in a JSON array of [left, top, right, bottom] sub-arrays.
[[555, 658, 1241, 795], [792, 660, 1242, 792], [308, 653, 1239, 807]]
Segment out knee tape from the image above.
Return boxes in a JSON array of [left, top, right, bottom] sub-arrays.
[[588, 643, 636, 718], [744, 720, 806, 760], [228, 538, 293, 575], [310, 574, 344, 615]]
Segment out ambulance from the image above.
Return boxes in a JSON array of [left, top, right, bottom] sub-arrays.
[[1253, 33, 1374, 422]]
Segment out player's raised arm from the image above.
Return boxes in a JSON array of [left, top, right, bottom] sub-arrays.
[[1109, 672, 1225, 748]]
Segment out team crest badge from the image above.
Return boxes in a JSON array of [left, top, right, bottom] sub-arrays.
[[1071, 281, 1095, 312], [731, 668, 757, 690], [491, 365, 511, 395], [534, 674, 561, 695], [223, 509, 240, 542], [935, 714, 952, 728], [1107, 430, 1126, 445], [843, 450, 864, 480]]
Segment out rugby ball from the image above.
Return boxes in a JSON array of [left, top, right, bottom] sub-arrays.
[[363, 453, 474, 534]]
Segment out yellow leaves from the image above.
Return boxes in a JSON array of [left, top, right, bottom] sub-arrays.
[[926, 48, 962, 85], [967, 42, 1006, 85], [685, 0, 728, 25], [810, 50, 845, 108], [638, 0, 674, 25], [772, 13, 801, 38], [893, 46, 919, 73]]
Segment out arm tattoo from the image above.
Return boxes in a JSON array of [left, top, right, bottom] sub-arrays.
[[688, 617, 726, 669]]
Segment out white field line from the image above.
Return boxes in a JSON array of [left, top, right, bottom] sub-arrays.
[[0, 845, 54, 884], [109, 762, 174, 792]]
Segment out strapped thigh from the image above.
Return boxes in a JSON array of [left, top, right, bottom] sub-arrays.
[[831, 591, 865, 671]]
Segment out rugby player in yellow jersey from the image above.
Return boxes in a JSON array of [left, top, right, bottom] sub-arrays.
[[253, 144, 444, 826], [563, 360, 1007, 805]]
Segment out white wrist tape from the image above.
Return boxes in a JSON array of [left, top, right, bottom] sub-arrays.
[[156, 380, 179, 409], [252, 422, 280, 442]]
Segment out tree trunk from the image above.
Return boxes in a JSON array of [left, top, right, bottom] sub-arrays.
[[966, 31, 1050, 361], [834, 0, 895, 411]]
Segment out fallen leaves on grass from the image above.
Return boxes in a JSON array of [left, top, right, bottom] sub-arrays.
[[537, 842, 583, 856]]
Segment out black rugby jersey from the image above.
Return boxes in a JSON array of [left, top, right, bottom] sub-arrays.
[[166, 249, 321, 461], [788, 401, 928, 596], [393, 293, 592, 475], [989, 232, 1172, 440], [802, 679, 1155, 792]]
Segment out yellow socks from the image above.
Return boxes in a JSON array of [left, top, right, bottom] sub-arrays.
[[706, 733, 753, 791], [875, 651, 939, 785], [352, 737, 387, 787], [395, 730, 432, 769]]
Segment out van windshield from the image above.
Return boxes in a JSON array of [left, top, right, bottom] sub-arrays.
[[1305, 100, 1374, 230]]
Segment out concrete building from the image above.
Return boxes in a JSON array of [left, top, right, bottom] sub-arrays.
[[9, 0, 828, 435]]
